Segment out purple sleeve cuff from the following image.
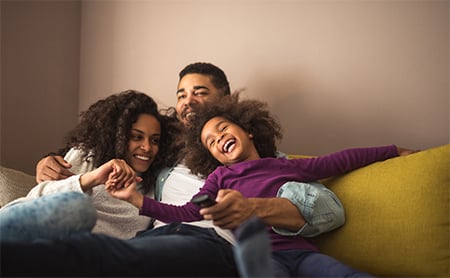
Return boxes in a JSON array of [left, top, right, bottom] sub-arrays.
[[139, 196, 153, 216]]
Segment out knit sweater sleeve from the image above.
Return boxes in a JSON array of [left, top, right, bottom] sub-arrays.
[[26, 148, 95, 198]]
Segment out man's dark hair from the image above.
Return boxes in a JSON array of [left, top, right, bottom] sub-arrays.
[[179, 62, 231, 96]]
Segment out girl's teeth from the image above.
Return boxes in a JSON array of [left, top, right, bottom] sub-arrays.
[[223, 140, 236, 153]]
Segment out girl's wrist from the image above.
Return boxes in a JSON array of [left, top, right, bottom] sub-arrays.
[[131, 192, 144, 209]]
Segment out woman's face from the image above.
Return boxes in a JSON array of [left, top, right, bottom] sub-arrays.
[[201, 116, 260, 166], [126, 114, 161, 174]]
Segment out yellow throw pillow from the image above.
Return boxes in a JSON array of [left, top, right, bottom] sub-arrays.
[[309, 144, 449, 276]]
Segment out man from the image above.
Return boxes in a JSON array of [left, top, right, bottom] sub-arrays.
[[2, 63, 344, 276]]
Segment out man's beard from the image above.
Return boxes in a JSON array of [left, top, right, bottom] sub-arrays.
[[181, 109, 197, 123]]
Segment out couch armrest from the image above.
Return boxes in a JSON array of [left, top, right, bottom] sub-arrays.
[[0, 166, 36, 207]]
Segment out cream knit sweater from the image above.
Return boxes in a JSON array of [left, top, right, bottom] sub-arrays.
[[7, 148, 152, 240]]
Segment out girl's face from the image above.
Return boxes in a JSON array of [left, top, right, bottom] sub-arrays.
[[126, 114, 161, 174], [201, 116, 260, 166]]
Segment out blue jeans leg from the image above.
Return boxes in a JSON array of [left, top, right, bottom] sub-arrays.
[[233, 217, 274, 278], [0, 191, 97, 242], [272, 249, 374, 277], [1, 223, 238, 277]]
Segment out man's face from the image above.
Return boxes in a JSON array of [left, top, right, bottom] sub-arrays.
[[176, 73, 224, 126]]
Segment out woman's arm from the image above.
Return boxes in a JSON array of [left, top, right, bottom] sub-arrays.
[[28, 149, 136, 197], [79, 158, 136, 192], [27, 149, 95, 198]]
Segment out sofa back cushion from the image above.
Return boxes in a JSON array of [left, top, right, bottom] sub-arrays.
[[312, 144, 449, 276], [0, 166, 36, 207]]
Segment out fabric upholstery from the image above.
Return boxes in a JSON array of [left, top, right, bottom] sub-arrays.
[[0, 166, 36, 207], [309, 144, 449, 277]]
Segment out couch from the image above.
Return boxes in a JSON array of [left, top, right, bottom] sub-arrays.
[[1, 144, 449, 277]]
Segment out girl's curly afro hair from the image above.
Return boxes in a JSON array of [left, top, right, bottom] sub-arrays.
[[182, 92, 283, 178], [57, 90, 181, 193]]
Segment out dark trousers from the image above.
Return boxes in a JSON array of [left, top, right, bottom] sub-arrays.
[[1, 223, 238, 277], [272, 249, 373, 277]]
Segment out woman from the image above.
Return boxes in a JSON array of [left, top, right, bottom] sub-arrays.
[[0, 90, 180, 241]]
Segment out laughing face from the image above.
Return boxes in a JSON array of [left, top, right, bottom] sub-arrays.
[[201, 116, 260, 166], [125, 114, 161, 174]]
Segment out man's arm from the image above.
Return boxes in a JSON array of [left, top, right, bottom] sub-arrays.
[[36, 155, 74, 183], [248, 196, 306, 231], [199, 189, 305, 231]]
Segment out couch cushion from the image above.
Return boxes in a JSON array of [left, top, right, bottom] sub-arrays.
[[313, 144, 449, 276], [0, 166, 36, 207]]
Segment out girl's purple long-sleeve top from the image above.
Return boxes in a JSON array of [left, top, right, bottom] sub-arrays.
[[140, 145, 398, 251]]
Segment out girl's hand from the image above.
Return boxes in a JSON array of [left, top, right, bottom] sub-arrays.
[[106, 180, 144, 209], [397, 147, 420, 156]]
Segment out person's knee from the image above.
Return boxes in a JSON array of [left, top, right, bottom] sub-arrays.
[[0, 192, 97, 242], [36, 192, 97, 233], [59, 192, 97, 230]]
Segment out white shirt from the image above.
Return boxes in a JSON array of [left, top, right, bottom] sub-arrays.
[[153, 163, 235, 244]]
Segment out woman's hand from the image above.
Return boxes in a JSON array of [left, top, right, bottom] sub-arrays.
[[103, 161, 140, 190], [79, 159, 136, 192]]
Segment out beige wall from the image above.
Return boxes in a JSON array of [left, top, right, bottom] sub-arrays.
[[1, 0, 449, 174], [79, 0, 449, 155], [1, 1, 81, 175]]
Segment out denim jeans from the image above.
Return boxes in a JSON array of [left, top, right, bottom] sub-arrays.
[[272, 249, 373, 277], [233, 217, 275, 277], [233, 217, 372, 278], [0, 191, 97, 242], [1, 223, 238, 277]]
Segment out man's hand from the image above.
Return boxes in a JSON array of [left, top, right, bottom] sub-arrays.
[[200, 189, 256, 229], [36, 155, 74, 183], [200, 189, 306, 231]]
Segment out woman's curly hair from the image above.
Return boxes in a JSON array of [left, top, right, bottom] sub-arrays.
[[182, 92, 283, 178], [57, 90, 181, 193]]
